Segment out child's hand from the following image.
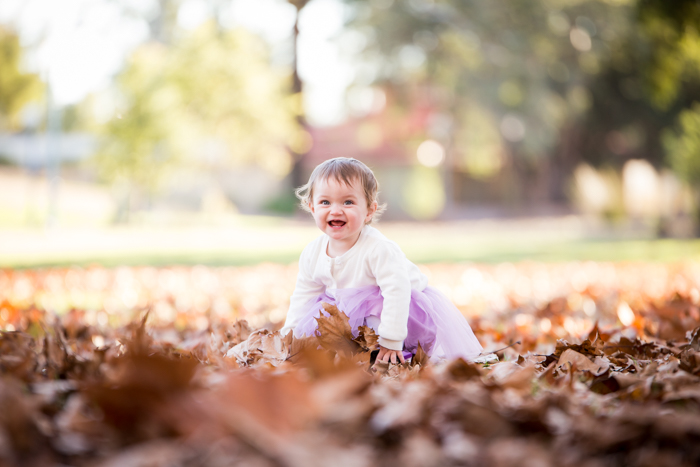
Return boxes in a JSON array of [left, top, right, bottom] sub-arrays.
[[376, 345, 405, 364]]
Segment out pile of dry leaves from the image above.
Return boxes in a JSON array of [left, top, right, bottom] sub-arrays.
[[1, 263, 700, 466]]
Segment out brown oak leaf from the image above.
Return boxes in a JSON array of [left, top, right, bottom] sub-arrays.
[[286, 334, 319, 363], [231, 320, 253, 345], [353, 325, 379, 352], [411, 342, 430, 367], [315, 303, 359, 357], [226, 329, 289, 367], [558, 349, 603, 375]]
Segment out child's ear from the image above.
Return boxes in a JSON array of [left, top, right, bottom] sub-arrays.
[[308, 201, 315, 213], [366, 201, 378, 222]]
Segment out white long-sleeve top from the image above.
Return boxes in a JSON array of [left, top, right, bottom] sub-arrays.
[[281, 225, 429, 351]]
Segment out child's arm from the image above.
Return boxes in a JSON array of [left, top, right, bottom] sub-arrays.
[[367, 242, 412, 353], [280, 245, 325, 336]]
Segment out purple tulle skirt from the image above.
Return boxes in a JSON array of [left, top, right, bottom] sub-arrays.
[[293, 286, 483, 362]]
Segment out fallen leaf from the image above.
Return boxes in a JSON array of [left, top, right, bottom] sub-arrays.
[[411, 342, 429, 367], [444, 358, 481, 381], [353, 325, 379, 352], [315, 302, 359, 357], [226, 329, 289, 367], [2, 263, 700, 466], [558, 349, 603, 375], [231, 320, 253, 345]]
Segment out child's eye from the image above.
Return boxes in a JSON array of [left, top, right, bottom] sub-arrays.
[[320, 200, 330, 205], [344, 200, 354, 205]]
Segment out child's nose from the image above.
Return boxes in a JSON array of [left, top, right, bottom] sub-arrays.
[[330, 203, 343, 214]]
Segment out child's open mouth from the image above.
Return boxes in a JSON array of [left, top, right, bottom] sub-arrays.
[[328, 220, 346, 228]]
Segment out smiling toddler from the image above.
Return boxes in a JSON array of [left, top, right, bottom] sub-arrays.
[[281, 157, 483, 363]]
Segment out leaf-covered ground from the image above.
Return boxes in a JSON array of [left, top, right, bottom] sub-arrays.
[[1, 262, 699, 467]]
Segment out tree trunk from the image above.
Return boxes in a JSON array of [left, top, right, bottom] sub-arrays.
[[289, 0, 311, 190], [549, 122, 582, 203]]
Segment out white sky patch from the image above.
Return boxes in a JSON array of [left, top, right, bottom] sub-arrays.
[[1, 0, 354, 124], [0, 0, 24, 25], [177, 0, 211, 31], [2, 0, 149, 106], [222, 0, 297, 45], [298, 0, 354, 126]]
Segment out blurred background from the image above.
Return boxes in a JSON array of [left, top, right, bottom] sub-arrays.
[[1, 0, 700, 267]]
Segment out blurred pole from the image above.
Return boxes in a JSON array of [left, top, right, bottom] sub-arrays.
[[45, 79, 62, 229], [442, 115, 455, 216], [442, 153, 454, 216], [20, 105, 41, 226]]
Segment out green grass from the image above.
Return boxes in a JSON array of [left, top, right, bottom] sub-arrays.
[[402, 238, 699, 264], [2, 248, 303, 269], [2, 225, 698, 269]]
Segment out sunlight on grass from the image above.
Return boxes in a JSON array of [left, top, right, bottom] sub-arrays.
[[1, 217, 698, 268]]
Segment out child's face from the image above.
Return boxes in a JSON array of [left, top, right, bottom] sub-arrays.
[[309, 177, 377, 249]]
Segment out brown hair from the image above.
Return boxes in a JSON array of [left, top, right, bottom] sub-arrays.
[[295, 157, 387, 223]]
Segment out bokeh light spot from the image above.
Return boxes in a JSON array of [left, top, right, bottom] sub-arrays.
[[417, 140, 445, 167], [540, 318, 552, 333], [617, 301, 635, 326], [570, 27, 592, 52], [500, 115, 526, 142]]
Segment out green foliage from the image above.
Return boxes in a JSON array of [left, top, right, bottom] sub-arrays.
[[0, 27, 42, 131], [340, 0, 700, 212], [94, 43, 180, 193], [401, 166, 445, 219], [452, 105, 502, 178], [637, 0, 700, 109], [342, 0, 637, 175], [264, 192, 300, 215], [168, 24, 302, 173], [94, 23, 302, 198], [663, 103, 700, 186]]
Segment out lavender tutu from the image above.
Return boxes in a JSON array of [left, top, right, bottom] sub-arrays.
[[293, 285, 483, 361]]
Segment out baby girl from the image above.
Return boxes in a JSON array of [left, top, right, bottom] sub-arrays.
[[281, 157, 483, 363]]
